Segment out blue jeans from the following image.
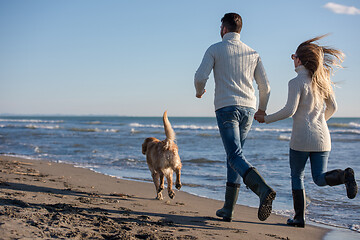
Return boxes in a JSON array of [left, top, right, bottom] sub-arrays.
[[216, 106, 255, 185], [289, 148, 330, 190]]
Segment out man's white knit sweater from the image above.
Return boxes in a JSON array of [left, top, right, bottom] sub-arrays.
[[194, 32, 270, 111], [265, 65, 337, 152]]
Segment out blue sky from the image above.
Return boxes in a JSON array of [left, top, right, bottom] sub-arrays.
[[1, 0, 359, 117]]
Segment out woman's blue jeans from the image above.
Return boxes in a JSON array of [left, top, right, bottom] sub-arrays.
[[289, 148, 329, 190], [216, 106, 255, 185]]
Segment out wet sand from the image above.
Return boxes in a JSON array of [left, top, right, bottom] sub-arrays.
[[0, 155, 329, 239]]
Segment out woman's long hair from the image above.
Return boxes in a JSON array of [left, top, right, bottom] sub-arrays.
[[296, 35, 344, 102]]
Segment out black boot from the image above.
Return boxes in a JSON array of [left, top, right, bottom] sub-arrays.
[[216, 182, 240, 222], [243, 168, 276, 221], [325, 168, 358, 199], [287, 189, 305, 228]]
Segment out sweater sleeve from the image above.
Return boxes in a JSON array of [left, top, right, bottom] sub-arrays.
[[194, 47, 214, 96], [324, 94, 337, 121], [265, 79, 301, 124], [254, 58, 270, 111]]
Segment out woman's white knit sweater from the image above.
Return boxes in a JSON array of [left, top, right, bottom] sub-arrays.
[[194, 32, 270, 111], [265, 65, 337, 152]]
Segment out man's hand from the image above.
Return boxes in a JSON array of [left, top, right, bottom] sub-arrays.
[[196, 89, 206, 98], [254, 109, 266, 123]]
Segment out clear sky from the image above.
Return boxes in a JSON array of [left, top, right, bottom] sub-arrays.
[[1, 0, 359, 117]]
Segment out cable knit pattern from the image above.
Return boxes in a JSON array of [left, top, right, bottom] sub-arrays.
[[264, 65, 337, 151], [194, 32, 270, 111]]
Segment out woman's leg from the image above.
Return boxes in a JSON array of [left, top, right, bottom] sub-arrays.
[[287, 149, 309, 227], [289, 149, 309, 190], [308, 151, 357, 199], [309, 151, 329, 187]]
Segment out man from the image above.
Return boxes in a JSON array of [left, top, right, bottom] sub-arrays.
[[194, 13, 275, 222]]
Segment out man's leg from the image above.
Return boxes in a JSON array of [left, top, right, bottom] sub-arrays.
[[215, 106, 247, 221], [216, 106, 253, 178]]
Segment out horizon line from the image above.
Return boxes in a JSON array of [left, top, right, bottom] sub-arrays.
[[1, 113, 360, 118]]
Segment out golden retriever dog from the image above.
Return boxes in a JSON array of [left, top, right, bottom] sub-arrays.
[[142, 111, 182, 200]]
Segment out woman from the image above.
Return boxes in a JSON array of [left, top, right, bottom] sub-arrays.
[[255, 35, 357, 228]]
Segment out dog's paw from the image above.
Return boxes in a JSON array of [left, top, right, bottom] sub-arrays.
[[175, 183, 182, 190], [156, 193, 163, 200], [169, 190, 175, 199]]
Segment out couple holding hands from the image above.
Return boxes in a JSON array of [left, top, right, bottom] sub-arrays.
[[194, 12, 357, 227]]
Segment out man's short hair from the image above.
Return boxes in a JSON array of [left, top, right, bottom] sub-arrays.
[[221, 13, 242, 33]]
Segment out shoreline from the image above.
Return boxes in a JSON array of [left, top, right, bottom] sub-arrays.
[[0, 155, 332, 239]]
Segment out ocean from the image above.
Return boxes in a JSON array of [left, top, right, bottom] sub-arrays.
[[0, 115, 359, 235]]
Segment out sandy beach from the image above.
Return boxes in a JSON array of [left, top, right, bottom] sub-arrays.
[[0, 155, 329, 239]]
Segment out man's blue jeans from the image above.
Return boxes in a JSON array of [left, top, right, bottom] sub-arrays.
[[216, 106, 255, 185], [289, 148, 329, 190]]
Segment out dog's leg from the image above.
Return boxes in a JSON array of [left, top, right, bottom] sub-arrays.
[[166, 171, 175, 199], [151, 172, 163, 200], [175, 167, 182, 190], [159, 172, 165, 194]]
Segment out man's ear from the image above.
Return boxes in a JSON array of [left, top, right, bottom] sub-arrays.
[[222, 26, 228, 34]]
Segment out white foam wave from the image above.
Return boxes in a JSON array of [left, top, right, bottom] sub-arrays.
[[349, 122, 360, 128], [2, 153, 41, 160], [252, 127, 292, 133], [330, 129, 360, 135], [131, 128, 141, 134], [68, 127, 119, 133], [278, 134, 291, 141], [272, 209, 293, 218], [26, 124, 60, 130], [173, 124, 218, 130], [104, 129, 119, 133], [129, 123, 162, 128], [0, 119, 63, 123], [328, 122, 360, 129], [129, 122, 218, 130]]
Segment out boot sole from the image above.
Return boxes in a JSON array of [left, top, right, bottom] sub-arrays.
[[258, 190, 276, 221], [216, 210, 232, 222], [345, 168, 357, 199]]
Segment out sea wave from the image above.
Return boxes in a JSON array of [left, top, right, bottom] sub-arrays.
[[330, 129, 360, 135], [129, 123, 162, 128], [349, 122, 360, 128], [129, 122, 218, 130], [85, 121, 102, 125], [173, 124, 218, 130], [68, 127, 119, 133], [183, 158, 223, 164], [278, 134, 291, 141], [252, 127, 292, 133], [328, 122, 360, 129], [0, 119, 63, 123], [111, 158, 139, 166], [26, 124, 60, 130]]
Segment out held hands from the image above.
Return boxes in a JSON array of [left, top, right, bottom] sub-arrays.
[[254, 110, 266, 123]]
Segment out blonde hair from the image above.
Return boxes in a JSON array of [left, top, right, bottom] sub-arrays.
[[296, 35, 344, 102]]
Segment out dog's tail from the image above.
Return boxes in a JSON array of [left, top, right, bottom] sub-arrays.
[[163, 111, 175, 142]]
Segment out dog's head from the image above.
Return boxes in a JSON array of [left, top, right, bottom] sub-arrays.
[[142, 137, 157, 155]]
